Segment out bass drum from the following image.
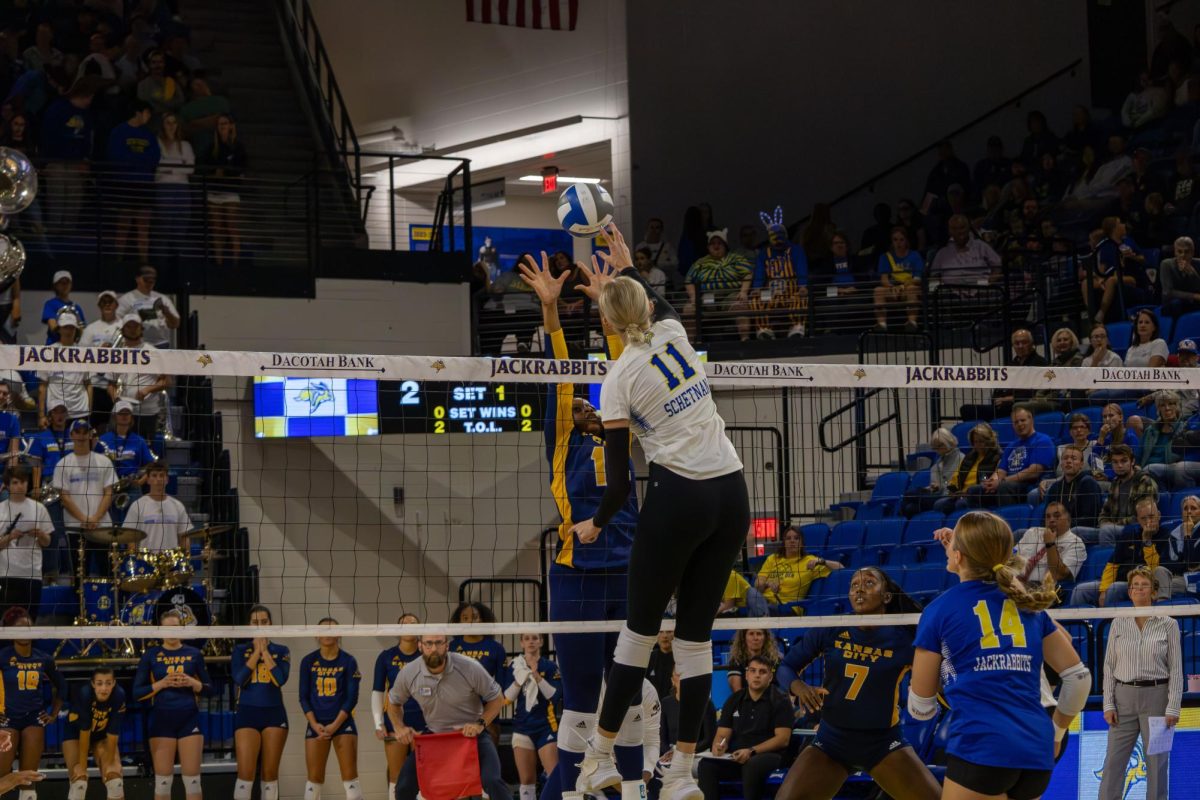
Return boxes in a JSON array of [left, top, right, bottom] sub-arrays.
[[120, 586, 210, 649]]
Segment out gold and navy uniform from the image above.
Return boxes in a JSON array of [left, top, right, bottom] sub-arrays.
[[749, 244, 809, 330], [373, 645, 425, 731], [449, 638, 507, 682], [299, 649, 360, 738], [134, 644, 211, 739], [506, 657, 562, 743], [0, 645, 66, 729], [64, 684, 126, 741], [232, 641, 291, 731]]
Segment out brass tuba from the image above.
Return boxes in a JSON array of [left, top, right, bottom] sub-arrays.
[[0, 233, 24, 288], [0, 148, 38, 215]]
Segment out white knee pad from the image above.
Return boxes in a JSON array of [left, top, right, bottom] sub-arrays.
[[671, 637, 712, 680], [262, 781, 279, 800], [615, 702, 644, 747], [69, 780, 89, 800], [343, 780, 363, 800], [234, 779, 252, 800], [613, 626, 657, 669], [557, 710, 596, 753], [155, 775, 174, 797], [183, 774, 201, 795], [105, 778, 125, 800]]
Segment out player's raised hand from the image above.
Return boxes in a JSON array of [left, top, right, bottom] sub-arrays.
[[596, 223, 633, 270], [576, 255, 618, 302], [518, 251, 568, 305]]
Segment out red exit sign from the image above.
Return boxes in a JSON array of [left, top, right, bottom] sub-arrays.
[[541, 167, 558, 194]]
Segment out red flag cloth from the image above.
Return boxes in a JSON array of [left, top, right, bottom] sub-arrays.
[[465, 0, 579, 30], [414, 732, 483, 800]]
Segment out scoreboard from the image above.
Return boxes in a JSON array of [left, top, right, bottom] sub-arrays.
[[380, 380, 546, 434]]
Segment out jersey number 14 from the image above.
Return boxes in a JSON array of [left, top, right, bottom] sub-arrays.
[[972, 599, 1027, 649]]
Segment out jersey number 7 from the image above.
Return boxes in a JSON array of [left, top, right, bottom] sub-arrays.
[[972, 599, 1027, 649], [649, 343, 696, 390]]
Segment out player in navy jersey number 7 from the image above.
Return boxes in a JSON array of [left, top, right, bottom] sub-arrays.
[[0, 607, 66, 797], [572, 224, 750, 800], [909, 512, 1091, 800], [372, 613, 425, 800], [775, 568, 939, 800], [298, 618, 362, 800], [231, 605, 290, 800], [134, 608, 212, 800], [517, 251, 645, 799]]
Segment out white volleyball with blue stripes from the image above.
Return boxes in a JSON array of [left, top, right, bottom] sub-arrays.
[[556, 183, 613, 237]]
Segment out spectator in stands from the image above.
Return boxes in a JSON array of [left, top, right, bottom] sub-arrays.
[[1094, 403, 1141, 462], [973, 135, 1011, 198], [684, 228, 751, 341], [40, 81, 95, 229], [122, 461, 189, 553], [646, 628, 675, 702], [388, 634, 510, 800], [725, 629, 781, 693], [1122, 70, 1170, 130], [1167, 494, 1200, 571], [872, 227, 923, 332], [901, 427, 963, 517], [816, 230, 862, 306], [963, 405, 1056, 508], [959, 328, 1047, 420], [113, 34, 142, 94], [23, 22, 63, 74], [1160, 236, 1200, 318], [1076, 444, 1158, 547], [1038, 444, 1104, 528], [859, 202, 892, 255], [38, 311, 91, 427], [108, 99, 161, 262], [77, 32, 118, 93], [732, 224, 759, 263], [1164, 151, 1197, 220], [934, 423, 1001, 514], [1130, 390, 1185, 468], [1124, 309, 1169, 370], [1032, 151, 1069, 205], [199, 114, 246, 266], [700, 656, 792, 800], [1025, 328, 1083, 414], [98, 398, 155, 483], [118, 266, 180, 350], [1074, 500, 1180, 608], [893, 199, 926, 254], [0, 385, 20, 462], [658, 668, 717, 787], [754, 526, 843, 613], [634, 218, 678, 277], [750, 211, 808, 339], [1016, 502, 1086, 598], [1068, 135, 1134, 208], [0, 464, 52, 621], [635, 247, 668, 297], [930, 214, 1001, 285], [1020, 110, 1058, 165], [55, 419, 114, 578], [81, 291, 120, 428], [41, 271, 85, 345], [718, 570, 766, 617], [107, 316, 169, 441], [1084, 325, 1124, 376], [925, 141, 972, 202], [155, 111, 195, 259], [137, 48, 183, 119], [1099, 565, 1181, 800], [179, 76, 230, 154]]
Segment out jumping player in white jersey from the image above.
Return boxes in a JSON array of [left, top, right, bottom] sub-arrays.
[[573, 224, 750, 800]]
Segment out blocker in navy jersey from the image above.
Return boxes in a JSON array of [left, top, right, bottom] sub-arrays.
[[914, 580, 1058, 770], [372, 645, 425, 731], [64, 683, 126, 741], [298, 648, 360, 737], [231, 640, 291, 731], [0, 644, 66, 729], [449, 637, 507, 682], [507, 657, 562, 748], [134, 644, 211, 738]]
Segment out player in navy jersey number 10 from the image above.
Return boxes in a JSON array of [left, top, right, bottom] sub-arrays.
[[63, 667, 125, 800], [231, 605, 290, 800], [909, 512, 1091, 800], [572, 225, 750, 800], [0, 608, 66, 798], [299, 618, 362, 800], [133, 609, 212, 800], [775, 568, 939, 800], [372, 613, 425, 800]]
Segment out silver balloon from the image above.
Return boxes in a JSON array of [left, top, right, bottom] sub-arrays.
[[0, 148, 37, 215], [0, 233, 25, 284]]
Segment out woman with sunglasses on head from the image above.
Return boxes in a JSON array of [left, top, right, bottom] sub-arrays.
[[231, 605, 290, 800]]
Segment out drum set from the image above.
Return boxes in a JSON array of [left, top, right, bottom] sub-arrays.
[[59, 524, 230, 658]]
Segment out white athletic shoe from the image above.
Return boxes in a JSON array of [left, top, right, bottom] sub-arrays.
[[576, 746, 622, 793], [756, 326, 775, 340], [787, 322, 806, 338], [659, 776, 704, 800]]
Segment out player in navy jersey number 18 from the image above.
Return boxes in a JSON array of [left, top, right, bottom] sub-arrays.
[[133, 609, 212, 800], [63, 667, 125, 800], [231, 605, 290, 800], [775, 568, 939, 800], [572, 225, 750, 800], [299, 618, 362, 800], [910, 512, 1091, 800], [0, 608, 66, 800], [372, 613, 425, 800]]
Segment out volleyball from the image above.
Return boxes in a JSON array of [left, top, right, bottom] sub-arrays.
[[556, 183, 613, 237]]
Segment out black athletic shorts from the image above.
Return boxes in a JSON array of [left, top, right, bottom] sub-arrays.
[[946, 755, 1052, 800]]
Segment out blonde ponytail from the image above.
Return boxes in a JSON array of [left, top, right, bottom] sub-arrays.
[[599, 276, 653, 345], [954, 512, 1058, 612]]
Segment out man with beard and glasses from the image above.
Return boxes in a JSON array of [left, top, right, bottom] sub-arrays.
[[387, 634, 511, 800]]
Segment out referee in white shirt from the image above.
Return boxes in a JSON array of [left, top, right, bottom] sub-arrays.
[[1100, 566, 1183, 800]]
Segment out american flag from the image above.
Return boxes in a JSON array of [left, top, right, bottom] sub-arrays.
[[465, 0, 579, 30]]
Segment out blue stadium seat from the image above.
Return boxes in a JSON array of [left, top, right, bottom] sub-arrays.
[[951, 420, 977, 449], [1162, 492, 1187, 520], [809, 568, 855, 600], [1106, 321, 1132, 354], [991, 417, 1016, 445], [805, 597, 846, 616], [901, 567, 949, 596], [1075, 546, 1116, 583], [855, 503, 888, 521], [904, 511, 946, 545], [1078, 405, 1104, 430], [710, 670, 734, 711], [799, 523, 829, 551], [1034, 412, 1064, 443], [864, 519, 905, 549], [887, 543, 925, 568], [1173, 311, 1200, 347], [747, 555, 768, 575], [909, 469, 932, 492], [824, 521, 866, 563], [945, 506, 971, 528], [996, 504, 1033, 531], [860, 471, 913, 517]]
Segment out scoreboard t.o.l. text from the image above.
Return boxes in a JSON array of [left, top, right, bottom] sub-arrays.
[[380, 380, 546, 434]]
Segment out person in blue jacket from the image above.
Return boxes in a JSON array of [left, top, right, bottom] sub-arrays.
[[134, 608, 211, 800], [299, 618, 362, 800], [231, 605, 290, 800]]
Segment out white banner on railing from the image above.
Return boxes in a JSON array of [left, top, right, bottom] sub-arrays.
[[2, 345, 1191, 391]]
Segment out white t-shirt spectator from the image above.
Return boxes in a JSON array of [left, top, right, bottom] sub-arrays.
[[639, 267, 669, 296], [116, 292, 178, 348], [42, 343, 91, 418], [110, 342, 166, 415], [635, 239, 679, 272], [1016, 527, 1086, 584], [0, 497, 52, 579], [122, 494, 191, 552], [54, 451, 116, 527], [1124, 339, 1169, 368], [1084, 349, 1123, 368], [156, 139, 195, 184], [81, 318, 121, 389], [931, 237, 1002, 284]]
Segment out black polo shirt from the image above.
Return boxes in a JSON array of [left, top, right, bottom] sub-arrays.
[[717, 686, 794, 750]]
